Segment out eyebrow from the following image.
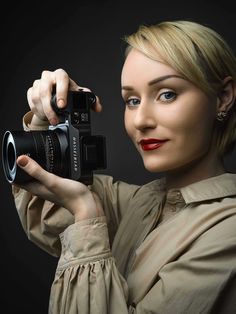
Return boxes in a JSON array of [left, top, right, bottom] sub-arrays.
[[121, 74, 185, 91]]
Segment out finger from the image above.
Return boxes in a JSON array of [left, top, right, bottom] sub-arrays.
[[94, 95, 103, 112], [69, 78, 80, 91], [27, 87, 34, 110], [29, 80, 41, 111], [17, 155, 57, 189], [54, 68, 71, 109], [40, 70, 60, 125], [28, 81, 49, 121], [54, 72, 90, 109]]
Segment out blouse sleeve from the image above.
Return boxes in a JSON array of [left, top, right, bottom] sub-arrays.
[[12, 185, 74, 256], [49, 216, 130, 314]]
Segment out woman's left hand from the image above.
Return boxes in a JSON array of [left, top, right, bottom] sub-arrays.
[[15, 155, 104, 221]]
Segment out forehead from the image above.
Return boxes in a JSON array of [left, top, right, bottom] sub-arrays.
[[121, 48, 179, 85]]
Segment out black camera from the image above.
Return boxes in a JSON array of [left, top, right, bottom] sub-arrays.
[[2, 90, 106, 185]]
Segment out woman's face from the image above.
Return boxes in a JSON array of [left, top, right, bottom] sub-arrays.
[[121, 48, 218, 174]]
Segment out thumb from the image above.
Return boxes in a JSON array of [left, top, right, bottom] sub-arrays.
[[17, 155, 54, 185]]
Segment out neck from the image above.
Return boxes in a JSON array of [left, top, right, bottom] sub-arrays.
[[165, 152, 225, 190]]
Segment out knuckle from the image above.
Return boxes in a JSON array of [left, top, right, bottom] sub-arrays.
[[55, 68, 68, 78], [46, 174, 58, 190], [41, 70, 51, 79], [33, 79, 40, 88], [27, 87, 32, 101], [55, 68, 65, 74]]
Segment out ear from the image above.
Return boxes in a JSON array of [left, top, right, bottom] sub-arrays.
[[217, 76, 236, 112]]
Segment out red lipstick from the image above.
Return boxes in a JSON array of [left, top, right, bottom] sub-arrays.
[[139, 138, 168, 151]]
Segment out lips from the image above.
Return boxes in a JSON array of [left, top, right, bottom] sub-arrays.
[[139, 138, 168, 151]]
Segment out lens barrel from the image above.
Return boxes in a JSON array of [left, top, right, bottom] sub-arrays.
[[2, 129, 68, 184]]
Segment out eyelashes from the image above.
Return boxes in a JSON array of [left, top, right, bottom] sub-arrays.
[[124, 98, 141, 106], [159, 91, 177, 102], [123, 90, 177, 107]]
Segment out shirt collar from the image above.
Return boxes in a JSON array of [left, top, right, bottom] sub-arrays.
[[179, 173, 236, 204]]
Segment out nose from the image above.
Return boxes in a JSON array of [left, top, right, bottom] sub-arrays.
[[133, 101, 157, 131]]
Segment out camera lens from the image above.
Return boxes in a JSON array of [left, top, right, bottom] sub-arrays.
[[2, 129, 68, 184], [7, 142, 16, 171]]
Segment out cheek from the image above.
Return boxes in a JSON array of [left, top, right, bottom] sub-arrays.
[[169, 113, 216, 158], [162, 100, 215, 136], [169, 118, 212, 148], [159, 105, 216, 162], [124, 110, 133, 138]]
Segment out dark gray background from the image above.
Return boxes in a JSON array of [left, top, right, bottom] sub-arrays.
[[1, 1, 236, 313]]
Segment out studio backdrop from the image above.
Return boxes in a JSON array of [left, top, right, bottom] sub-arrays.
[[1, 1, 236, 313]]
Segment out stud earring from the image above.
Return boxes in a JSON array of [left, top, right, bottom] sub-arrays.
[[216, 111, 228, 122]]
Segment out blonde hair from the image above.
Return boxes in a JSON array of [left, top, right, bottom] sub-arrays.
[[124, 20, 236, 156]]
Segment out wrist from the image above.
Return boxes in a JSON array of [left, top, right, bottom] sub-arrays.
[[73, 191, 104, 222]]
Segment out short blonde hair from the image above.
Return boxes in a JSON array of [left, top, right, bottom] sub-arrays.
[[124, 20, 236, 156]]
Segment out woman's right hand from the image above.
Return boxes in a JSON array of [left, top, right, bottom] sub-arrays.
[[27, 68, 102, 127]]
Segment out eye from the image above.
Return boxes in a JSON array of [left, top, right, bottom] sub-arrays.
[[125, 98, 141, 107], [159, 91, 177, 102]]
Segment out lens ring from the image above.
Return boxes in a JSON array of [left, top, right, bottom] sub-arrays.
[[2, 131, 17, 183]]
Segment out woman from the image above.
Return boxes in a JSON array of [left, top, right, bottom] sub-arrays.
[[13, 20, 236, 313]]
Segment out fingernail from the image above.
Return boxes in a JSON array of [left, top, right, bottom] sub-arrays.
[[50, 117, 58, 125], [96, 102, 102, 112], [57, 98, 65, 108], [18, 156, 28, 167]]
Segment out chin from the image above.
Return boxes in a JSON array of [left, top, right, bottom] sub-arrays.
[[142, 151, 209, 175], [142, 156, 172, 173]]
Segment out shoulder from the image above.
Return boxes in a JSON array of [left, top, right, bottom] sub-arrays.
[[92, 174, 164, 198]]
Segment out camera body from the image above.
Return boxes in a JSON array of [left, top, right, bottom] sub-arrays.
[[2, 90, 106, 185]]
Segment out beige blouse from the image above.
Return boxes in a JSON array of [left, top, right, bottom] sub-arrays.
[[11, 112, 236, 313]]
